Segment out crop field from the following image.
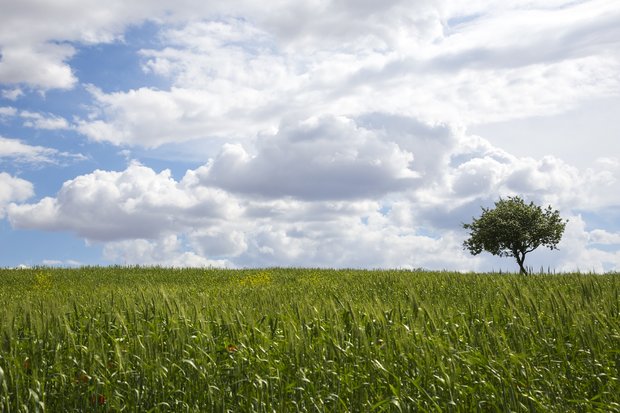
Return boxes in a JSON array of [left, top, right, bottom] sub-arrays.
[[0, 268, 618, 412]]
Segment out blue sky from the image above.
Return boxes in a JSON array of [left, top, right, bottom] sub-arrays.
[[1, 0, 619, 271]]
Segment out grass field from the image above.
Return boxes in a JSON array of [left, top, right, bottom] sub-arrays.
[[0, 267, 618, 412]]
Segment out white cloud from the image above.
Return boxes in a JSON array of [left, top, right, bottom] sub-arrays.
[[5, 156, 467, 268], [8, 161, 242, 241], [73, 1, 620, 147], [235, 213, 474, 270], [1, 135, 60, 162], [1, 88, 24, 100], [188, 227, 248, 258], [195, 115, 419, 200], [589, 229, 620, 245], [1, 0, 618, 100], [0, 135, 84, 164], [1, 108, 71, 129], [0, 43, 77, 90], [0, 0, 164, 89], [0, 106, 17, 118], [20, 111, 70, 130], [0, 172, 33, 218], [248, 0, 443, 52], [437, 0, 620, 66], [470, 96, 620, 169], [552, 216, 620, 272], [448, 135, 620, 210], [76, 84, 278, 147], [102, 235, 232, 267], [7, 128, 619, 270], [41, 259, 82, 267]]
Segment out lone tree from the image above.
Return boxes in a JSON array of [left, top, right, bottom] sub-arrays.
[[463, 196, 567, 274]]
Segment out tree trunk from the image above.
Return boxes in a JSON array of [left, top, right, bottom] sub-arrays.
[[515, 252, 528, 275]]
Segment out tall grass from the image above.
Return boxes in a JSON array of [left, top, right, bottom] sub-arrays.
[[0, 267, 618, 412]]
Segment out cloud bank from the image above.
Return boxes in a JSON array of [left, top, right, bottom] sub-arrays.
[[9, 118, 620, 270]]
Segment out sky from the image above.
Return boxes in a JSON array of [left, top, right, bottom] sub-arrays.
[[1, 0, 619, 272]]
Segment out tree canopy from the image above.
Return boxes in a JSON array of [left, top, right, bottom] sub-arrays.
[[463, 196, 567, 274]]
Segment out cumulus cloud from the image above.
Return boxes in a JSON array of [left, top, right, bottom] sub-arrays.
[[453, 135, 618, 207], [5, 154, 470, 268], [189, 228, 248, 258], [8, 119, 620, 270], [387, 130, 620, 239], [0, 43, 77, 90], [102, 235, 232, 267], [0, 172, 33, 218], [8, 161, 242, 241], [195, 116, 420, 200], [550, 216, 620, 272], [234, 210, 474, 269]]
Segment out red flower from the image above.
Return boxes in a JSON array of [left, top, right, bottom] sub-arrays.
[[226, 344, 238, 353], [76, 372, 90, 384], [91, 394, 106, 406]]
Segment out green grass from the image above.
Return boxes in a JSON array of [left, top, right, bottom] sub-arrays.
[[0, 267, 618, 412]]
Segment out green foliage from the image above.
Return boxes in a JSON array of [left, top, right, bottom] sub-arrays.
[[0, 267, 618, 412], [463, 196, 567, 274]]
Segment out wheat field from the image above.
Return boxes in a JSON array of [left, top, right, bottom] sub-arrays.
[[0, 267, 618, 412]]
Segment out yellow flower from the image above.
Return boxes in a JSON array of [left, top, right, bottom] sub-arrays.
[[34, 271, 53, 290], [239, 271, 272, 286]]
